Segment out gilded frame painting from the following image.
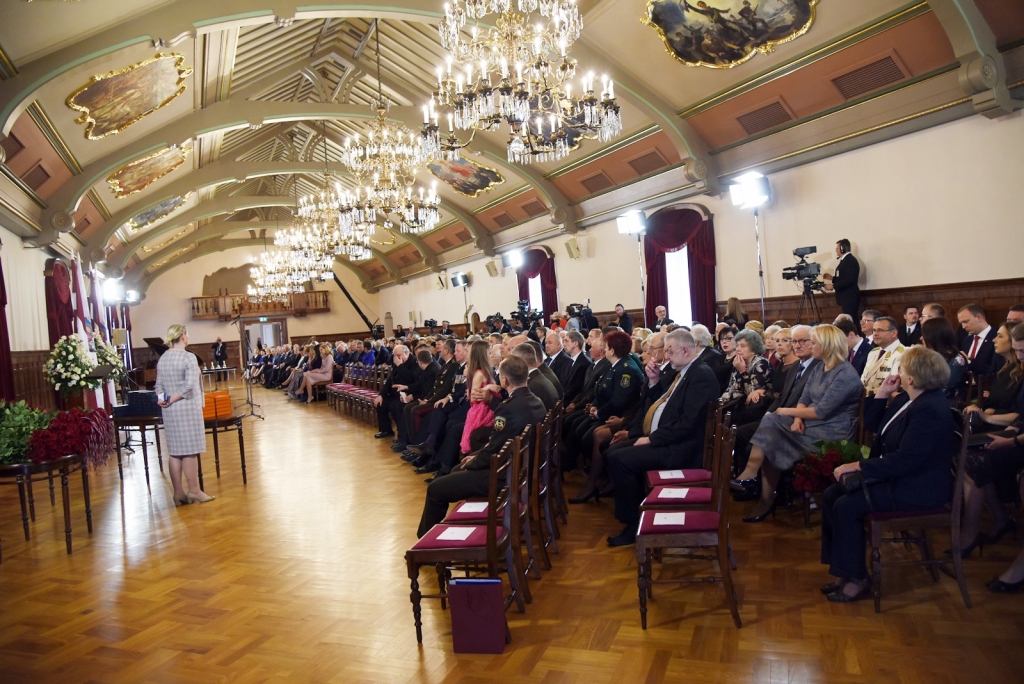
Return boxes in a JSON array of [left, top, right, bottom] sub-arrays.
[[125, 192, 193, 234], [644, 0, 818, 69], [66, 53, 193, 140], [428, 157, 505, 198], [106, 144, 192, 199]]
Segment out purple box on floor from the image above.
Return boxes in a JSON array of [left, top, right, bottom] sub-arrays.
[[448, 578, 505, 654]]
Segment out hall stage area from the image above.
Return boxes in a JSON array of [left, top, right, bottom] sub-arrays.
[[1, 385, 1022, 683]]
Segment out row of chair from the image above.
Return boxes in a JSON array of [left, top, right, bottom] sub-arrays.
[[325, 364, 392, 422], [403, 403, 568, 644]]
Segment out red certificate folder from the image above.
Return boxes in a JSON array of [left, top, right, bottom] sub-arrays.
[[448, 578, 505, 654]]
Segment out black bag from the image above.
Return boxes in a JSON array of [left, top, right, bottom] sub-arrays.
[[965, 410, 986, 434], [837, 471, 879, 511]]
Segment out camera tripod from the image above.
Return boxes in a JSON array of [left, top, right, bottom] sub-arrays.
[[796, 279, 822, 324]]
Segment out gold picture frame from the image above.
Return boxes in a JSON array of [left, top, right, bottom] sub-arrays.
[[106, 143, 192, 199], [66, 53, 193, 140], [643, 0, 819, 69]]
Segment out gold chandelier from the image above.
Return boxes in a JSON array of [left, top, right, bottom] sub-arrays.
[[247, 249, 293, 304], [422, 0, 621, 164]]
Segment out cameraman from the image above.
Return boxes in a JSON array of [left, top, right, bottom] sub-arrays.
[[823, 239, 861, 319], [489, 314, 511, 335]]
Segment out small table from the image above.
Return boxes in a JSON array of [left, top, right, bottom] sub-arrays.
[[0, 454, 91, 561], [113, 415, 163, 487], [198, 413, 248, 489], [202, 366, 237, 391]]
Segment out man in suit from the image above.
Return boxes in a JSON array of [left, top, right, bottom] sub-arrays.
[[392, 348, 442, 451], [561, 330, 592, 403], [613, 304, 633, 335], [958, 304, 1004, 375], [603, 329, 721, 546], [899, 305, 922, 346], [416, 356, 546, 537], [544, 332, 572, 388], [399, 338, 463, 452], [404, 342, 469, 470], [373, 345, 417, 438], [1008, 304, 1024, 325], [836, 318, 874, 375], [437, 320, 455, 336], [689, 325, 723, 369], [824, 239, 861, 319], [511, 343, 558, 410], [653, 305, 674, 330], [211, 337, 229, 382]]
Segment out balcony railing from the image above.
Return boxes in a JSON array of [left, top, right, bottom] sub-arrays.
[[190, 291, 329, 320]]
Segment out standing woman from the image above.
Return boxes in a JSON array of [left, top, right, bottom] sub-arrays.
[[155, 324, 215, 506], [726, 297, 748, 328]]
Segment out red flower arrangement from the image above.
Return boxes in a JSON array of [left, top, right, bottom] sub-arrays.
[[792, 440, 869, 494], [28, 408, 115, 469]]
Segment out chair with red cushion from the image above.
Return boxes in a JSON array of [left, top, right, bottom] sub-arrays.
[[404, 426, 532, 643], [549, 402, 568, 526], [864, 410, 972, 613], [644, 400, 723, 491], [530, 408, 560, 568], [635, 425, 741, 629]]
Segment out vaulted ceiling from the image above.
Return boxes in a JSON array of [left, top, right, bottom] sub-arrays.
[[0, 1, 1021, 294]]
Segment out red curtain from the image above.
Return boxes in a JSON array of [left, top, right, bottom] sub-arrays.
[[643, 207, 717, 327], [515, 249, 558, 324], [44, 260, 74, 347], [0, 240, 15, 401]]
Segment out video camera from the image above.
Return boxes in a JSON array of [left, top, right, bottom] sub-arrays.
[[566, 302, 584, 319], [424, 318, 438, 335], [372, 324, 385, 340], [510, 299, 544, 326], [782, 246, 824, 292], [484, 313, 504, 327]]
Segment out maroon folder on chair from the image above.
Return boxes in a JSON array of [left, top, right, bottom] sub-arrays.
[[448, 578, 505, 654]]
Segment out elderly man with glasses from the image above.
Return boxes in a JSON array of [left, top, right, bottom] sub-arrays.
[[860, 316, 905, 393]]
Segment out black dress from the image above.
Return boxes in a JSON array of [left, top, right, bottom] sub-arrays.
[[986, 371, 1022, 414]]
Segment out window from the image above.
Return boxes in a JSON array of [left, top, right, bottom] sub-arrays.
[[527, 274, 543, 311], [665, 247, 692, 325]]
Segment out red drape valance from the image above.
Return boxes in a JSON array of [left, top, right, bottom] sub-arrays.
[[516, 249, 558, 324], [643, 207, 717, 327], [44, 260, 74, 347], [0, 240, 15, 401]]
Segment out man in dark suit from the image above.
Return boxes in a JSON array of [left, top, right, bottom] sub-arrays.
[[613, 304, 633, 335], [416, 356, 546, 537], [604, 329, 721, 546], [373, 344, 418, 438], [652, 305, 674, 330], [511, 343, 558, 410], [211, 337, 230, 382], [824, 239, 861, 319], [544, 332, 572, 388], [392, 349, 442, 451], [561, 330, 592, 403], [399, 339, 464, 452], [958, 303, 1004, 375], [899, 305, 922, 347], [836, 318, 874, 375]]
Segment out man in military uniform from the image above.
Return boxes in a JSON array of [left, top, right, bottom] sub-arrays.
[[416, 356, 546, 537], [861, 316, 905, 394]]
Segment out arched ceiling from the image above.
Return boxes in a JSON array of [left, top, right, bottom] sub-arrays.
[[0, 1, 1021, 294]]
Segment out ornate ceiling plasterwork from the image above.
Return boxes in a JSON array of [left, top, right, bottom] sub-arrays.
[[124, 192, 193, 234], [106, 143, 192, 198], [644, 0, 819, 69], [140, 225, 192, 253], [428, 156, 504, 198], [66, 53, 193, 139]]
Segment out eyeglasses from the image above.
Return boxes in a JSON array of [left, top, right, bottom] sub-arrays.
[[720, 335, 734, 342], [791, 338, 811, 345], [872, 327, 895, 333]]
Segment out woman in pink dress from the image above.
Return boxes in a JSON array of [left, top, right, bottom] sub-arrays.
[[460, 340, 501, 454], [296, 343, 335, 404]]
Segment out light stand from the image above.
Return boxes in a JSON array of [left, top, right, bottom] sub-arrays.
[[753, 208, 766, 322], [616, 211, 648, 328], [233, 314, 264, 420], [730, 172, 771, 322]]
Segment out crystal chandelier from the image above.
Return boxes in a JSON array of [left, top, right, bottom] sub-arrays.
[[247, 249, 293, 304], [423, 0, 621, 164], [338, 23, 442, 235]]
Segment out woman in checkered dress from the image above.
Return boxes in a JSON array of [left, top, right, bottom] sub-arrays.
[[156, 324, 215, 506]]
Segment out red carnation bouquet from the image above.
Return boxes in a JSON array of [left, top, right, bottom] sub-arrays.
[[28, 408, 115, 469], [792, 440, 869, 494]]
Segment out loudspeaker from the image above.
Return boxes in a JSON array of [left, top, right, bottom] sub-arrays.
[[501, 253, 514, 268], [485, 260, 499, 278], [112, 328, 128, 346], [564, 237, 581, 259]]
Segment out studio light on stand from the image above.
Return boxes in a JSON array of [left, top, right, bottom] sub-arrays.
[[616, 210, 647, 328], [729, 171, 771, 322]]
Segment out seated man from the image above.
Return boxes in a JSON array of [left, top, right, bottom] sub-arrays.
[[604, 329, 721, 546], [859, 310, 882, 339], [836, 318, 874, 375], [511, 343, 558, 410], [416, 356, 546, 537], [1008, 304, 1024, 326], [404, 341, 469, 471], [373, 344, 416, 439], [391, 349, 441, 451], [561, 330, 592, 403], [899, 305, 922, 346], [544, 332, 571, 388], [958, 303, 1004, 375], [398, 338, 461, 453], [653, 305, 673, 330], [861, 316, 904, 394], [920, 302, 946, 323]]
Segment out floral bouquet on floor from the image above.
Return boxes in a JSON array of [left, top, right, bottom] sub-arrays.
[[792, 440, 870, 495], [94, 336, 126, 383], [43, 335, 102, 395]]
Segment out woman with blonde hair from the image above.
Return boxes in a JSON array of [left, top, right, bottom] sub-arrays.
[[733, 324, 864, 521], [294, 343, 335, 404], [155, 324, 214, 505], [726, 297, 748, 327], [763, 324, 782, 367]]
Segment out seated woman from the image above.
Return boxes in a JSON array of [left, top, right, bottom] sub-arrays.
[[769, 328, 799, 399], [920, 317, 968, 404], [733, 324, 863, 519], [295, 343, 335, 404], [964, 322, 1021, 433], [460, 340, 501, 454], [820, 347, 957, 602], [710, 326, 739, 394], [763, 324, 782, 368], [284, 346, 316, 396], [958, 322, 1024, 558], [721, 329, 773, 426]]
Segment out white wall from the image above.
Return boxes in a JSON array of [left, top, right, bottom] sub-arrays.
[[1, 224, 51, 351], [130, 245, 381, 343]]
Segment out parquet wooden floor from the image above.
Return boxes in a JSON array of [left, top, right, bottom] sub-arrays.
[[2, 387, 1023, 683]]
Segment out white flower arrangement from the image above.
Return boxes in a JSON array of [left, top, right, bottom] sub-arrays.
[[43, 336, 103, 395], [94, 336, 126, 382]]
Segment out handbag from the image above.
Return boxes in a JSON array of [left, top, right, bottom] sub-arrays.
[[837, 471, 878, 512], [965, 410, 986, 434]]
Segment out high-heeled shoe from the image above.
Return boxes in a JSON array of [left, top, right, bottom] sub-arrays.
[[569, 489, 599, 504], [982, 519, 1018, 545], [174, 496, 190, 507], [945, 534, 984, 559], [986, 577, 1024, 593], [186, 491, 216, 504], [742, 498, 777, 523]]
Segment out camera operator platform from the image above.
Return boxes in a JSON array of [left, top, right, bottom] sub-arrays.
[[783, 246, 826, 325]]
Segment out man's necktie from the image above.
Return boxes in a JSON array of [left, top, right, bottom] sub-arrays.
[[642, 372, 682, 435], [969, 335, 980, 360], [849, 349, 855, 363]]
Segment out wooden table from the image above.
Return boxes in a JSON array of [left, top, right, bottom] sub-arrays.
[[0, 454, 92, 561], [198, 413, 248, 490], [113, 415, 163, 487]]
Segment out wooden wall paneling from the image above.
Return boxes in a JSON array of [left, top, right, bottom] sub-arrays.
[[11, 350, 57, 411]]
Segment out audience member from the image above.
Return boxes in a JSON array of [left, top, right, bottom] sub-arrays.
[[511, 343, 558, 410], [835, 318, 874, 375], [392, 349, 441, 450], [734, 325, 863, 522], [920, 302, 945, 323], [293, 344, 334, 404], [544, 332, 571, 386], [712, 326, 739, 393], [963, 322, 1022, 431], [653, 305, 673, 330], [726, 297, 748, 327], [689, 325, 724, 371], [1008, 304, 1024, 326], [721, 329, 773, 425], [861, 316, 905, 393], [920, 317, 968, 403], [613, 304, 633, 335], [899, 305, 922, 346], [373, 345, 416, 439], [768, 327, 799, 401], [763, 324, 782, 368], [528, 339, 563, 396], [561, 331, 592, 402], [859, 309, 882, 338], [958, 304, 1004, 375], [821, 347, 955, 602], [458, 340, 501, 454]]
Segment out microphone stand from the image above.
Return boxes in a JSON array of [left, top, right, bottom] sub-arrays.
[[233, 314, 264, 420]]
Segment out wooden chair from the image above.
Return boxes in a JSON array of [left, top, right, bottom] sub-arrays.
[[550, 402, 568, 526], [529, 410, 559, 570], [635, 426, 741, 629], [644, 400, 724, 491], [404, 426, 532, 643], [863, 410, 972, 613]]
